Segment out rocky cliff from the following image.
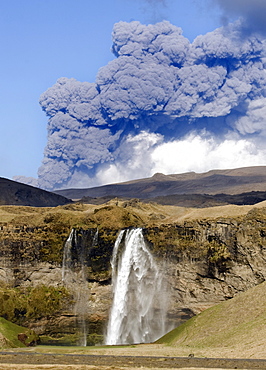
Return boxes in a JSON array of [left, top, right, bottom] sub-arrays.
[[0, 201, 266, 345]]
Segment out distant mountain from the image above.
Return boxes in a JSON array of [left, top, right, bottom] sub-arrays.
[[0, 177, 72, 207], [54, 166, 266, 207]]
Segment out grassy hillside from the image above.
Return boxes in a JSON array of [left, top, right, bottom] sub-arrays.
[[157, 281, 266, 358], [1, 199, 266, 226], [0, 317, 38, 348]]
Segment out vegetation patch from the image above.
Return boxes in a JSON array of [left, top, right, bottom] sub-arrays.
[[39, 332, 104, 346], [91, 205, 144, 229], [0, 285, 70, 325]]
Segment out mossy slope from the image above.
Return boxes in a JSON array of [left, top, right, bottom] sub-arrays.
[[157, 281, 266, 351], [0, 317, 38, 348]]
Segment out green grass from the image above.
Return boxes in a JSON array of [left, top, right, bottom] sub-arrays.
[[157, 281, 266, 351], [0, 317, 38, 348]]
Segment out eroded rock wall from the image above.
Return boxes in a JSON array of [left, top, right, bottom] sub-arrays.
[[147, 210, 266, 321]]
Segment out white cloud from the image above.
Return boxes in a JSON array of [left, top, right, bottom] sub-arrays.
[[95, 164, 128, 186], [95, 131, 163, 185], [150, 134, 266, 174], [91, 132, 266, 186]]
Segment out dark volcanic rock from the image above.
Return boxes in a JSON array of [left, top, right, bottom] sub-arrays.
[[0, 177, 72, 207]]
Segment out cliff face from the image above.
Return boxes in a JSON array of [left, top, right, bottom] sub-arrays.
[[152, 210, 266, 321], [1, 204, 266, 344]]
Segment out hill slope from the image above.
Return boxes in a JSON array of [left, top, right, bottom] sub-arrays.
[[0, 317, 38, 348], [157, 281, 266, 358], [55, 166, 266, 206], [0, 177, 72, 207]]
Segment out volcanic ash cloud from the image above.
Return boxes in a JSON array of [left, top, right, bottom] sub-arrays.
[[37, 20, 266, 190]]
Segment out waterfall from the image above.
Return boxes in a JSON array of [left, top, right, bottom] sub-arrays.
[[62, 228, 95, 346], [106, 228, 168, 345], [62, 229, 75, 284]]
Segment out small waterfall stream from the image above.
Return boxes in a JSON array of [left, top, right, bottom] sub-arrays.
[[62, 229, 75, 283], [106, 228, 169, 345], [62, 228, 97, 346]]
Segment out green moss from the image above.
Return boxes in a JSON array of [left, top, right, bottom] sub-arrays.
[[39, 334, 79, 346], [145, 225, 207, 259], [26, 286, 70, 319], [86, 333, 104, 346], [39, 333, 104, 346], [207, 241, 231, 263], [0, 286, 70, 324]]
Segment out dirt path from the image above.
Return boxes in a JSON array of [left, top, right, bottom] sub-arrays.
[[1, 351, 266, 369]]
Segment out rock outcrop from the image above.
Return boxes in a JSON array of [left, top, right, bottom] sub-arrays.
[[0, 202, 266, 344]]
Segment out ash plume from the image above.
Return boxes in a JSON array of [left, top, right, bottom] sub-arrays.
[[213, 0, 266, 35], [37, 19, 266, 190]]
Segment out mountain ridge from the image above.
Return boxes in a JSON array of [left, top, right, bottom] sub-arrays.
[[0, 177, 72, 207], [54, 166, 266, 206], [2, 166, 266, 207]]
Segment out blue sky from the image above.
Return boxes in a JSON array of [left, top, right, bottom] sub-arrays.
[[0, 0, 226, 181]]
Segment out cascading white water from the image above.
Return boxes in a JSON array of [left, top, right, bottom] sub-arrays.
[[62, 229, 74, 284], [62, 228, 91, 346], [105, 228, 168, 345]]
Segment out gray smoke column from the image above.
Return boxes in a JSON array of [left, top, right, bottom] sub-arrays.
[[213, 0, 266, 35], [38, 20, 266, 190]]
